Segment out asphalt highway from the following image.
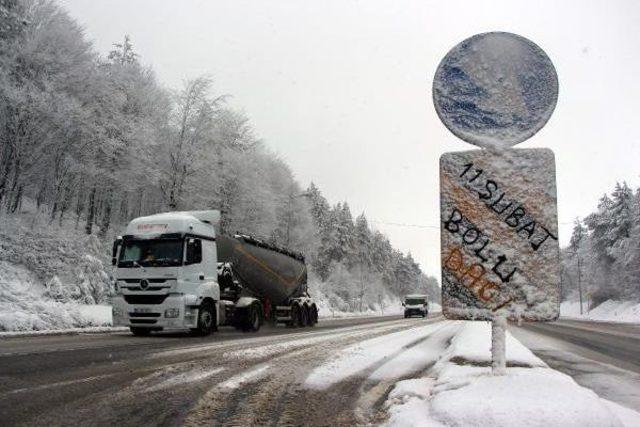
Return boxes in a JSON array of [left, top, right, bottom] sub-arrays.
[[0, 315, 415, 426], [2, 315, 639, 425], [510, 319, 640, 411]]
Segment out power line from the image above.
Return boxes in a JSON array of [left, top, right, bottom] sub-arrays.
[[369, 220, 439, 229], [369, 219, 574, 230]]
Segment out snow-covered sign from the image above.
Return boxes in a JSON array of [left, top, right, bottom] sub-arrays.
[[434, 32, 560, 322], [440, 148, 560, 320], [433, 32, 558, 149]]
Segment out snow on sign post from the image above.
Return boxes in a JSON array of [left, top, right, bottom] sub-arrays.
[[433, 32, 560, 374]]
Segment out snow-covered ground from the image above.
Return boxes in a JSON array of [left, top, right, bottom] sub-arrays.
[[304, 320, 640, 426], [0, 261, 112, 332], [562, 300, 640, 324], [0, 211, 114, 332], [385, 322, 640, 426]]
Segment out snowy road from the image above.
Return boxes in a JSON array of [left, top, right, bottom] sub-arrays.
[[510, 320, 640, 412], [0, 315, 443, 426], [2, 316, 639, 426]]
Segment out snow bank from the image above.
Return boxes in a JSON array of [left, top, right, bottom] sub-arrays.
[[446, 321, 545, 367], [384, 321, 640, 427], [385, 378, 444, 427], [0, 212, 115, 332], [0, 261, 112, 332], [562, 300, 640, 324], [311, 285, 405, 318]]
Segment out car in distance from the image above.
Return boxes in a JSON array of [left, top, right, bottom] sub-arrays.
[[403, 294, 428, 318]]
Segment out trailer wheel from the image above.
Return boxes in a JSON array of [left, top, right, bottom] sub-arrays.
[[130, 327, 151, 336], [288, 304, 301, 328], [309, 305, 318, 326], [300, 305, 309, 327], [194, 302, 215, 336], [244, 303, 262, 332]]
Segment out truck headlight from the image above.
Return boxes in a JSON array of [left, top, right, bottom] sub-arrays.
[[112, 307, 123, 317], [165, 308, 180, 318]]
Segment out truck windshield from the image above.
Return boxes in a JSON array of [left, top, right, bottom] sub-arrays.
[[118, 239, 183, 268], [405, 298, 426, 305]]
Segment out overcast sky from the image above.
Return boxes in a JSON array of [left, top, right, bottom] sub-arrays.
[[60, 0, 640, 278]]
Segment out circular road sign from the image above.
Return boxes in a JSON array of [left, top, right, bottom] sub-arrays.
[[433, 32, 558, 148]]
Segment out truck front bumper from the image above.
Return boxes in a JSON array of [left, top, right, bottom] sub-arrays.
[[111, 294, 199, 329], [404, 308, 426, 317]]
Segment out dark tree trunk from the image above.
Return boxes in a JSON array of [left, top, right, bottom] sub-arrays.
[[9, 185, 22, 213], [99, 188, 112, 238], [85, 186, 96, 235]]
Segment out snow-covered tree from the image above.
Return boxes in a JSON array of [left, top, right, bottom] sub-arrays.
[[0, 0, 441, 312]]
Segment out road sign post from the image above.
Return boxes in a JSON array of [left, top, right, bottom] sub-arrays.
[[433, 32, 560, 374]]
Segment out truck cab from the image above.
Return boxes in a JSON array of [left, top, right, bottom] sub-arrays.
[[111, 211, 221, 336], [403, 294, 428, 318]]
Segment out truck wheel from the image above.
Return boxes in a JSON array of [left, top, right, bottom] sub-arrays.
[[244, 303, 262, 332], [195, 302, 215, 336], [130, 327, 151, 336]]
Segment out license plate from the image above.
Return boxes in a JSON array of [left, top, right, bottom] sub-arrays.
[[134, 308, 152, 313]]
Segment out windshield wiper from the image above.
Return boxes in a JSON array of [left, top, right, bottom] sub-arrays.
[[132, 261, 147, 271]]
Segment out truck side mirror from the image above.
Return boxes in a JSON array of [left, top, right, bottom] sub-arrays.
[[185, 238, 202, 265], [112, 237, 122, 266]]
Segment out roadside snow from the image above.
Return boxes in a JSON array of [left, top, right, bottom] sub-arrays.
[[0, 261, 114, 332], [0, 325, 125, 338], [562, 300, 640, 324], [430, 366, 627, 427], [385, 379, 444, 427], [304, 322, 458, 390], [603, 400, 640, 427], [75, 304, 112, 325], [447, 321, 545, 367], [383, 321, 640, 427]]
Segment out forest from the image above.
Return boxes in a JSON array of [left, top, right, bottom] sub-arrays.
[[0, 0, 439, 312], [561, 182, 640, 306]]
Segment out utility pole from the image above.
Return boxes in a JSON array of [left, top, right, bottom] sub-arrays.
[[577, 255, 583, 315]]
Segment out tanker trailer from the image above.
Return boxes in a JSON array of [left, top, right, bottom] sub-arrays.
[[216, 234, 318, 331]]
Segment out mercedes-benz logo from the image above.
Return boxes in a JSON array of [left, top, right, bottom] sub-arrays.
[[140, 279, 149, 290]]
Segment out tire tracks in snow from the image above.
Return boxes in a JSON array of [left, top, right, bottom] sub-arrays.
[[183, 318, 447, 426]]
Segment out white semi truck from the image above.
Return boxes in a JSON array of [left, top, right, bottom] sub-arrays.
[[110, 210, 318, 336]]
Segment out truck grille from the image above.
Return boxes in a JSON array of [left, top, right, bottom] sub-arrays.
[[121, 279, 170, 291], [129, 312, 161, 318], [123, 279, 168, 283], [124, 295, 169, 305], [130, 319, 158, 324]]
